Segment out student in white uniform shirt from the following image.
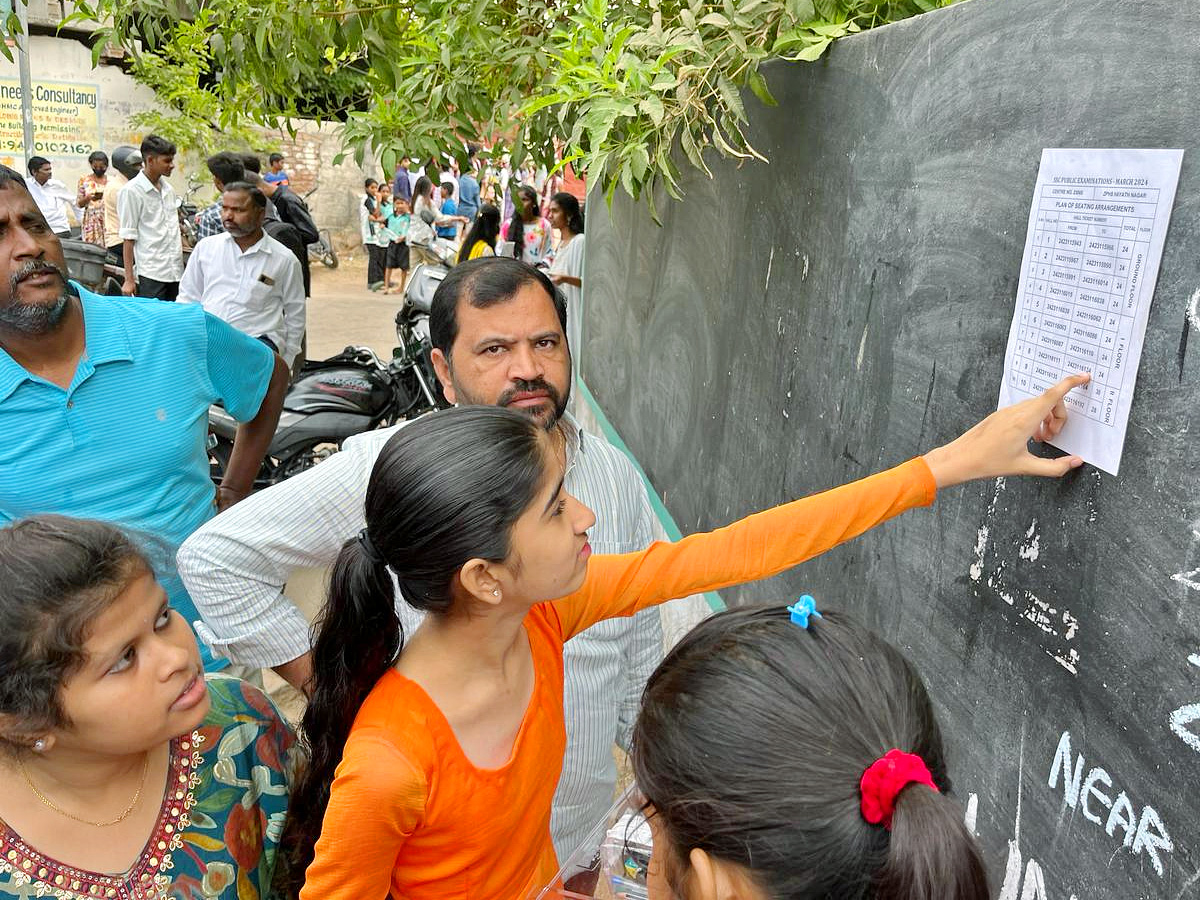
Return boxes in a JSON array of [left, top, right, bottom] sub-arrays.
[[178, 182, 305, 368], [177, 258, 667, 881], [118, 134, 184, 301], [24, 157, 76, 238]]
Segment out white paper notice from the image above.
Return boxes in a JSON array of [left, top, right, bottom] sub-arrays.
[[998, 148, 1184, 475]]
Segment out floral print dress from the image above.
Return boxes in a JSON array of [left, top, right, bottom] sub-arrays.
[[0, 676, 297, 900], [76, 174, 108, 247], [500, 216, 553, 266]]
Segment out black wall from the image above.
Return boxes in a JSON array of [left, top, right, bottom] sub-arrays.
[[583, 0, 1200, 895]]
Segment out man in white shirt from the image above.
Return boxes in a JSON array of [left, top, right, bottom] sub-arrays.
[[24, 157, 74, 238], [118, 134, 184, 301], [179, 183, 305, 368], [178, 257, 667, 877]]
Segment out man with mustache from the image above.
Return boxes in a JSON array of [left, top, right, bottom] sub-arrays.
[[178, 183, 305, 369], [179, 257, 669, 882], [0, 164, 290, 673]]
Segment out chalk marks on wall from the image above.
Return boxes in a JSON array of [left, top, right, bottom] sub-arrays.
[[968, 478, 1082, 673], [1170, 566, 1200, 592], [967, 722, 1178, 899], [981, 721, 1079, 900], [997, 846, 1051, 900], [994, 721, 1053, 900], [1168, 653, 1200, 755], [1047, 730, 1174, 877], [1168, 522, 1200, 757]]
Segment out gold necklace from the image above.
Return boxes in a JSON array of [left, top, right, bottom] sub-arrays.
[[19, 752, 150, 827]]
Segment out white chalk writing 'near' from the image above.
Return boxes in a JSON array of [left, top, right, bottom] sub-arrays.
[[1047, 730, 1173, 877]]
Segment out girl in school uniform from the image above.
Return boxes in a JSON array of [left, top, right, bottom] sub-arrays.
[[286, 376, 1089, 900]]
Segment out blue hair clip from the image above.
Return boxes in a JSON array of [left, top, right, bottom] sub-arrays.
[[788, 595, 822, 629]]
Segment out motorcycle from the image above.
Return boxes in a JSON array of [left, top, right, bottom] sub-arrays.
[[207, 270, 446, 489], [178, 173, 205, 252]]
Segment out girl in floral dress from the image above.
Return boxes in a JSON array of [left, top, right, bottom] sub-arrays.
[[500, 184, 552, 265], [75, 151, 109, 247], [0, 516, 297, 900]]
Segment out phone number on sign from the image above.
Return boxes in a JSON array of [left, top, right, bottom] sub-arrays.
[[0, 138, 95, 155]]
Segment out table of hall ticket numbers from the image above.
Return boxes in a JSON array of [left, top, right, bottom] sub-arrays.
[[998, 148, 1184, 475]]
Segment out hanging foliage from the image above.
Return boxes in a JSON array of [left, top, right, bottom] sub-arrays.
[[64, 0, 957, 209]]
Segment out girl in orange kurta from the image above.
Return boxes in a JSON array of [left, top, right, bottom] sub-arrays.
[[286, 376, 1088, 900]]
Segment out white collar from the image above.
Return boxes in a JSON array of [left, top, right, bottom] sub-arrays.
[[224, 231, 272, 256]]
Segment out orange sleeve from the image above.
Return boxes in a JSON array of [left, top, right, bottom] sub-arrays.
[[548, 458, 936, 641], [299, 730, 427, 900]]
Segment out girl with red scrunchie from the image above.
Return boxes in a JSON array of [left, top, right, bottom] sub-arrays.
[[634, 605, 988, 900]]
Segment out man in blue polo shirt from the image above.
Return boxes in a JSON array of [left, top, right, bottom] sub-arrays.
[[0, 164, 289, 670]]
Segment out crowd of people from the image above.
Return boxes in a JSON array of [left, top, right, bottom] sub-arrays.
[[23, 136, 316, 373], [0, 134, 1099, 900], [361, 145, 589, 362]]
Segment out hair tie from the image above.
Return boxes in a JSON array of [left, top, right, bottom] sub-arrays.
[[357, 529, 386, 567], [787, 595, 822, 628], [859, 749, 939, 830]]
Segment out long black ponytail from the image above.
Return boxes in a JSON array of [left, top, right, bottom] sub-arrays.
[[457, 203, 502, 263], [282, 405, 550, 893], [507, 184, 537, 259], [632, 606, 988, 900]]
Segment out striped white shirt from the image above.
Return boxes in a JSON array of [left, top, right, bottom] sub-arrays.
[[176, 412, 663, 863]]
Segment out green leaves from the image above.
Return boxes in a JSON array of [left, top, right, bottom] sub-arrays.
[[747, 68, 777, 106], [638, 95, 666, 125], [72, 0, 959, 210]]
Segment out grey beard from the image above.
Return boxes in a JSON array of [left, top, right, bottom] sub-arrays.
[[1, 262, 72, 334]]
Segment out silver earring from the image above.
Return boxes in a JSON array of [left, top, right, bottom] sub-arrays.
[[492, 590, 500, 597], [33, 739, 46, 752]]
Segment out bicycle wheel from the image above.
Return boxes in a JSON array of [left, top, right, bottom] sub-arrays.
[[320, 231, 339, 269]]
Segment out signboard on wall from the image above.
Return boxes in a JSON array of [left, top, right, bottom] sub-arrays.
[[0, 77, 101, 162]]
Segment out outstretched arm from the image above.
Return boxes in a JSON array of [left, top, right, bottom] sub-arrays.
[[550, 374, 1089, 640]]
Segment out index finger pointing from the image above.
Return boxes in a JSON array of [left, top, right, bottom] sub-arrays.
[[1048, 372, 1091, 404]]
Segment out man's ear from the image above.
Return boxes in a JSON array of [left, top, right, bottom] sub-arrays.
[[430, 348, 457, 405], [457, 558, 505, 607]]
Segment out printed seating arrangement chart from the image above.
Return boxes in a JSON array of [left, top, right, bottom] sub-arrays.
[[998, 148, 1184, 475]]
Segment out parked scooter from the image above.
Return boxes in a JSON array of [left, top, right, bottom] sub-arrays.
[[207, 266, 447, 489]]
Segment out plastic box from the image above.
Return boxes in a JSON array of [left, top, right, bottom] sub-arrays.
[[532, 785, 652, 900], [60, 238, 108, 291]]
